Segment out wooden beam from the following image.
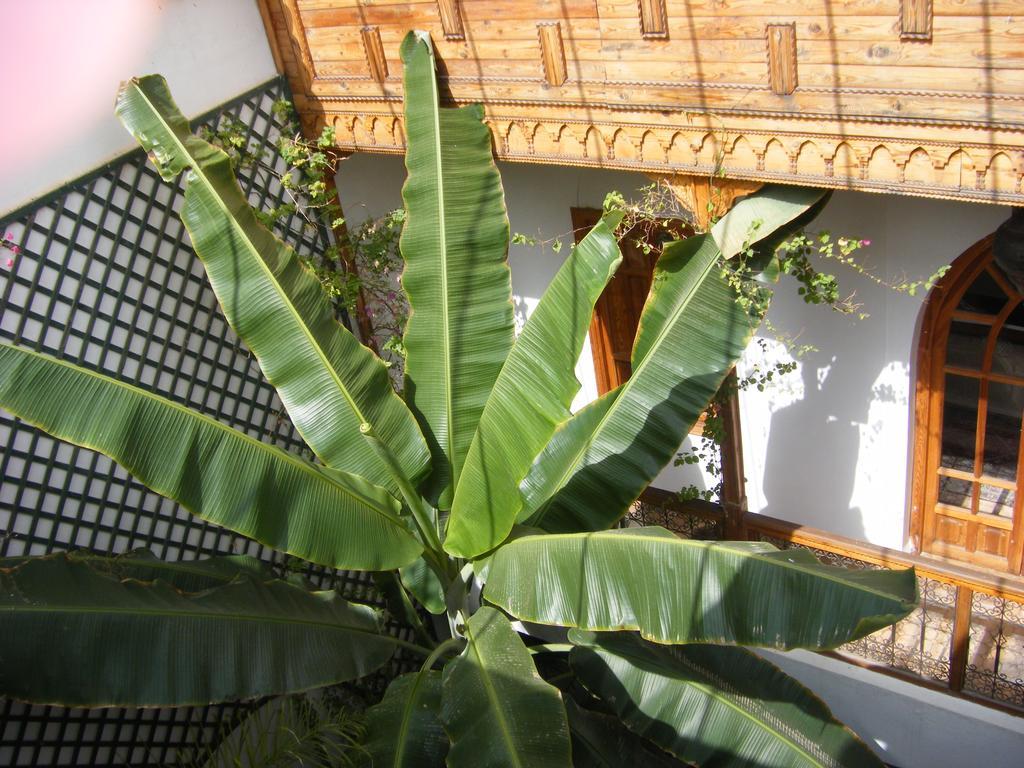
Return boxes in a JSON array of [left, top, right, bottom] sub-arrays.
[[766, 23, 798, 95], [949, 584, 974, 691], [538, 22, 568, 87], [649, 174, 763, 229], [255, 0, 285, 75], [437, 0, 465, 41], [901, 0, 933, 42], [278, 0, 317, 94], [360, 26, 389, 83]]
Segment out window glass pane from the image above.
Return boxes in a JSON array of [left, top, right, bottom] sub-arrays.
[[941, 375, 979, 473], [992, 317, 1024, 379], [938, 474, 973, 510], [978, 484, 1015, 520], [957, 268, 1008, 315], [946, 321, 989, 370], [1003, 300, 1024, 331], [983, 381, 1023, 482]]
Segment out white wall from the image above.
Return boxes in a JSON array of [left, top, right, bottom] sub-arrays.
[[0, 0, 277, 216], [740, 192, 1011, 548], [760, 649, 1024, 768]]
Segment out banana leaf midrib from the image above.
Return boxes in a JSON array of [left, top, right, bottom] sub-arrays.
[[395, 671, 431, 766], [420, 43, 457, 493], [571, 727, 609, 766], [3, 601, 400, 643], [131, 83, 375, 441], [567, 712, 618, 768], [0, 555, 253, 583], [507, 532, 911, 602], [587, 645, 837, 768], [530, 242, 715, 524], [5, 346, 405, 527], [464, 618, 527, 768]]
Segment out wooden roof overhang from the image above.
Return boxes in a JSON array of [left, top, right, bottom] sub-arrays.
[[258, 0, 1024, 205]]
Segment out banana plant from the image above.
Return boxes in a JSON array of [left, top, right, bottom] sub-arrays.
[[0, 30, 916, 767]]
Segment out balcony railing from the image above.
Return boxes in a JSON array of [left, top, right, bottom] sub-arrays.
[[631, 489, 1024, 714]]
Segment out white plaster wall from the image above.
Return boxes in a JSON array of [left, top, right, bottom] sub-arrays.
[[740, 193, 1011, 549], [759, 649, 1024, 768], [0, 0, 277, 216]]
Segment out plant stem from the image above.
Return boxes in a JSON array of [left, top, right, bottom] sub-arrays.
[[384, 634, 436, 658], [358, 423, 447, 571], [370, 571, 437, 649], [419, 636, 465, 671], [528, 643, 573, 655]]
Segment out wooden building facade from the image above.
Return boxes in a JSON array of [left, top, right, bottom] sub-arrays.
[[258, 0, 1024, 205]]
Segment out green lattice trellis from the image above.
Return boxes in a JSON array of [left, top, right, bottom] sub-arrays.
[[0, 76, 412, 767]]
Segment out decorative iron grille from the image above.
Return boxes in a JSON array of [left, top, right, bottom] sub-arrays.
[[0, 77, 413, 766], [636, 490, 1024, 713]]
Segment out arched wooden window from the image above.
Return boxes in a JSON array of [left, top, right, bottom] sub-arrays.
[[913, 233, 1024, 574]]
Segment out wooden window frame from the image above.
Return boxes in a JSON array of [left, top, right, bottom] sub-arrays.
[[911, 233, 1024, 574]]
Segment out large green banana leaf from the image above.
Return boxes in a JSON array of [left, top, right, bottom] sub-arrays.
[[440, 607, 572, 767], [399, 32, 515, 509], [564, 698, 689, 768], [570, 631, 883, 768], [0, 344, 421, 571], [446, 211, 625, 558], [743, 191, 835, 280], [519, 233, 759, 532], [400, 555, 446, 614], [361, 670, 449, 767], [0, 549, 273, 593], [0, 556, 399, 707], [485, 528, 917, 650], [711, 185, 828, 261], [115, 75, 429, 494]]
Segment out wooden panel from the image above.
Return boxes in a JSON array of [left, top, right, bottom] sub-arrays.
[[360, 26, 388, 82], [901, 0, 933, 41], [638, 0, 668, 39], [593, 0, 1024, 18], [538, 22, 568, 87], [437, 0, 464, 40], [301, 0, 599, 25], [766, 23, 797, 95], [263, 0, 1024, 205], [934, 515, 968, 548]]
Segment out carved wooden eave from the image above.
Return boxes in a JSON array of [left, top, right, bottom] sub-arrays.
[[258, 0, 1024, 206]]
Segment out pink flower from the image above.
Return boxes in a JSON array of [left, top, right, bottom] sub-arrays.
[[860, 239, 871, 247], [10, 245, 19, 255], [3, 232, 11, 241], [5, 259, 12, 268]]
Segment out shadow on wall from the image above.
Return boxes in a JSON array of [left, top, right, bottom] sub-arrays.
[[760, 355, 881, 542]]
